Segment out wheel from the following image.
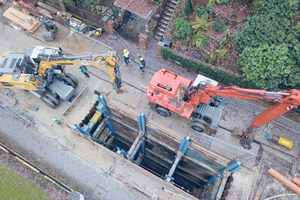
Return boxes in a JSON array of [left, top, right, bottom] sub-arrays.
[[45, 93, 60, 106], [192, 119, 208, 128], [191, 121, 206, 132], [41, 96, 56, 109], [156, 107, 170, 117], [65, 73, 78, 85], [191, 111, 201, 119], [203, 116, 212, 124], [62, 76, 75, 88]]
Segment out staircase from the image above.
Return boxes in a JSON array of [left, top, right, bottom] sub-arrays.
[[154, 0, 179, 40]]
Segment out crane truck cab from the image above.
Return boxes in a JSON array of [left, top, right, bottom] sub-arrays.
[[147, 68, 226, 135]]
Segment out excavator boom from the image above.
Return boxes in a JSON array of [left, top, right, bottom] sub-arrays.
[[38, 51, 122, 90], [193, 85, 300, 138]]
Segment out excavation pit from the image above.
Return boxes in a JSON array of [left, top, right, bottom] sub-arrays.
[[73, 96, 254, 199]]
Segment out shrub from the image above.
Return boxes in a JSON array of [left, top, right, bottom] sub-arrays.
[[195, 5, 209, 19], [235, 0, 300, 90], [239, 43, 300, 90], [65, 0, 76, 6], [214, 17, 226, 33], [220, 0, 230, 5], [172, 18, 193, 42], [202, 36, 211, 46]]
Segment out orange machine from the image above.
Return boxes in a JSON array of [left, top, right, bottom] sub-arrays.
[[147, 68, 300, 139]]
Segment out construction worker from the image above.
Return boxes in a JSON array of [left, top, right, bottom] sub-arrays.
[[78, 65, 90, 78], [139, 55, 146, 73], [123, 49, 130, 65]]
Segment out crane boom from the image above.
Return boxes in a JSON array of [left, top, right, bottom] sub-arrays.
[[191, 84, 300, 138]]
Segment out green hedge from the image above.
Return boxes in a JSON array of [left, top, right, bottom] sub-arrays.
[[161, 47, 258, 89]]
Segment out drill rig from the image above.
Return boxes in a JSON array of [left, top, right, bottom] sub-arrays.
[[0, 46, 123, 109], [147, 68, 300, 141]]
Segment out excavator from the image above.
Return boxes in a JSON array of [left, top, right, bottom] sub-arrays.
[[0, 46, 123, 109], [147, 68, 300, 142]]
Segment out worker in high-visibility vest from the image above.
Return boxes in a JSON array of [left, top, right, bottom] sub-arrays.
[[139, 55, 146, 73], [123, 49, 130, 65]]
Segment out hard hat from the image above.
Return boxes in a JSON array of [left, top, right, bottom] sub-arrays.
[[124, 49, 127, 53], [140, 57, 144, 61]]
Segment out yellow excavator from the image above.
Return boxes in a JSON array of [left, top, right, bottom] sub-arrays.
[[0, 46, 123, 108]]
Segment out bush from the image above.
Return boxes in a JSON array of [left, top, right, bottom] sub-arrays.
[[214, 17, 226, 33], [235, 0, 300, 90], [239, 43, 300, 90], [172, 18, 193, 42], [195, 5, 209, 19], [220, 0, 230, 5], [202, 36, 211, 46]]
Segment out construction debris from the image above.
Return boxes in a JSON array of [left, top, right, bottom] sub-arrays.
[[3, 7, 41, 33]]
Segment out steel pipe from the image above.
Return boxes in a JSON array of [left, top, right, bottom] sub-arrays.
[[292, 177, 300, 187], [267, 168, 300, 195]]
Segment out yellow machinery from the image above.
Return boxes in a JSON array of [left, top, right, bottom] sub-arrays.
[[267, 132, 293, 149], [0, 46, 123, 108]]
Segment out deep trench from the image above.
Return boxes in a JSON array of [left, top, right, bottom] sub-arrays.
[[78, 99, 230, 199]]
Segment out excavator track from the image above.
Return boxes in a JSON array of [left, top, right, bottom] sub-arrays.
[[41, 96, 56, 109]]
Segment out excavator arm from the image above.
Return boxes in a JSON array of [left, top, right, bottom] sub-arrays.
[[194, 85, 300, 138], [38, 51, 123, 90]]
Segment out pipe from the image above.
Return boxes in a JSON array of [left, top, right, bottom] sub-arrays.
[[267, 168, 300, 195], [292, 177, 300, 187], [265, 193, 298, 200]]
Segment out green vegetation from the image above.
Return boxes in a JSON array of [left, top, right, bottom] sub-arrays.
[[161, 47, 258, 89], [202, 36, 212, 46], [183, 0, 193, 19], [64, 0, 107, 15], [172, 18, 193, 43], [239, 43, 298, 90], [214, 17, 226, 33], [235, 0, 300, 90], [149, 0, 164, 6], [0, 162, 54, 199], [195, 5, 209, 19], [230, 13, 238, 19], [220, 0, 230, 5], [191, 16, 214, 33]]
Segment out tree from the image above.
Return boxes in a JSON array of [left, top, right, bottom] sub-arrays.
[[182, 0, 193, 19], [235, 0, 300, 90], [239, 43, 300, 90]]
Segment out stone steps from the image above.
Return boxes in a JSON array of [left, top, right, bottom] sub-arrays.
[[153, 0, 179, 41]]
